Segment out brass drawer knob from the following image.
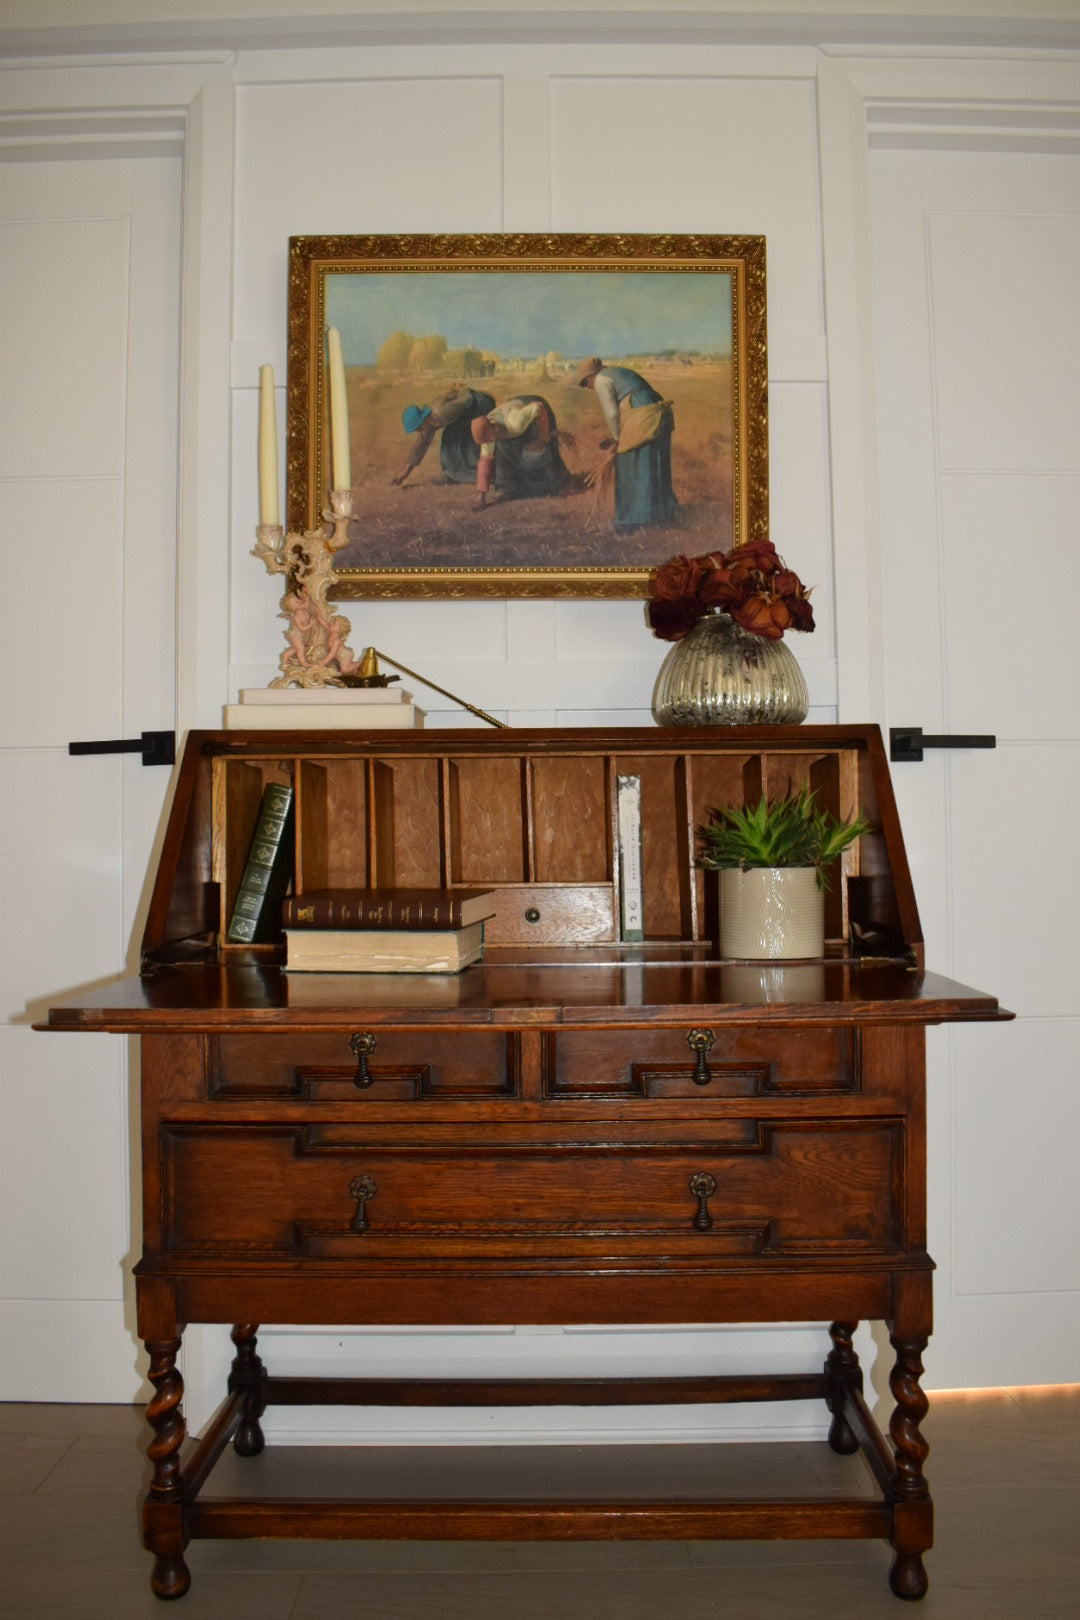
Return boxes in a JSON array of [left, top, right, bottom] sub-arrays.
[[349, 1031, 377, 1089], [689, 1171, 717, 1230], [687, 1028, 715, 1086], [349, 1174, 377, 1233]]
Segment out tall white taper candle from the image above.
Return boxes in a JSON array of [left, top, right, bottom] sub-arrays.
[[326, 326, 351, 492], [257, 364, 279, 526]]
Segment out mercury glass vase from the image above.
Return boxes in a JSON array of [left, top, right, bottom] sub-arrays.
[[651, 611, 809, 726]]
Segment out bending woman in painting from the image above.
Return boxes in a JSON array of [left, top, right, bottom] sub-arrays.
[[577, 356, 676, 532], [470, 396, 575, 511], [392, 386, 496, 486]]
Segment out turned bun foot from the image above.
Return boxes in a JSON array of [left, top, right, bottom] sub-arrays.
[[151, 1553, 191, 1600], [827, 1409, 860, 1454], [889, 1550, 929, 1601], [234, 1417, 265, 1456]]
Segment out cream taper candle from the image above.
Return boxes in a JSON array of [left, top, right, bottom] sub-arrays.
[[326, 326, 351, 492], [257, 364, 279, 527]]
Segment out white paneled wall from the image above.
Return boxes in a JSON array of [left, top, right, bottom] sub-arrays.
[[228, 47, 836, 727]]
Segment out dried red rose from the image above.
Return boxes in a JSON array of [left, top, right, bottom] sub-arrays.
[[646, 596, 701, 641], [698, 567, 742, 608], [651, 554, 702, 602], [785, 595, 815, 632], [725, 539, 780, 585], [731, 591, 790, 640]]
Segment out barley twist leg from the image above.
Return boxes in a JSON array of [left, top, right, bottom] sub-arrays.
[[888, 1334, 932, 1600], [143, 1338, 190, 1600]]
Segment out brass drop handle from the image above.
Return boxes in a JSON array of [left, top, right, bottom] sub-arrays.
[[349, 1173, 377, 1232], [687, 1028, 715, 1086], [689, 1171, 717, 1230], [349, 1031, 377, 1088]]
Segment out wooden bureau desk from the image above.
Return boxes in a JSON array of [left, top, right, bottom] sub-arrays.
[[40, 726, 1008, 1602]]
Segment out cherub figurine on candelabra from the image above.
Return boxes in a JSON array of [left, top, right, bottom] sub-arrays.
[[252, 489, 363, 688]]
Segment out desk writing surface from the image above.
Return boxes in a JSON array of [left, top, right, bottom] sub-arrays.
[[40, 953, 1007, 1032]]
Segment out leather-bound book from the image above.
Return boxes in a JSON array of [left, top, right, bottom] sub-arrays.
[[281, 888, 496, 931], [224, 783, 295, 943]]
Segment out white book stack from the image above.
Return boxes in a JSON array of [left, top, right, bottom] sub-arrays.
[[223, 685, 425, 730]]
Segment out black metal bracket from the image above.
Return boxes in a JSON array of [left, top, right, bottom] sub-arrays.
[[68, 730, 176, 767], [890, 727, 996, 764]]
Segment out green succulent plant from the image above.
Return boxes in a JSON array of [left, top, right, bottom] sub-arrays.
[[697, 787, 869, 890]]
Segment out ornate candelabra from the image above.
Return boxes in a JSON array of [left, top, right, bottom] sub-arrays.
[[251, 489, 364, 688], [250, 483, 507, 726]]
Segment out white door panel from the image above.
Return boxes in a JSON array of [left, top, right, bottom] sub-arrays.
[[0, 153, 180, 1401], [868, 142, 1080, 1388], [927, 209, 1080, 475], [0, 752, 122, 1018], [949, 746, 1080, 1018], [953, 1020, 1080, 1298], [0, 217, 130, 479], [939, 474, 1080, 740], [1, 478, 124, 748], [0, 1028, 128, 1301]]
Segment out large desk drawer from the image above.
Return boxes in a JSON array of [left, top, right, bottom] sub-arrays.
[[160, 1119, 903, 1260]]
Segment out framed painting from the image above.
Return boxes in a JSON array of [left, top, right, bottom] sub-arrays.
[[286, 233, 768, 599]]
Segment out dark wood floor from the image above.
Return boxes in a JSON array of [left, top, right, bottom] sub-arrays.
[[2, 1387, 1077, 1617]]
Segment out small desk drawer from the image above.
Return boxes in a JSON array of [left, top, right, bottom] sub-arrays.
[[160, 1118, 902, 1260], [209, 1030, 517, 1101], [545, 1027, 858, 1099], [483, 884, 616, 946]]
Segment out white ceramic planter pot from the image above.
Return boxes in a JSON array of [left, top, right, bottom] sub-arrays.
[[719, 867, 824, 960]]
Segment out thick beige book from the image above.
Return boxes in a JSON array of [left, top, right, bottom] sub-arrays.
[[223, 702, 424, 730], [284, 920, 485, 974]]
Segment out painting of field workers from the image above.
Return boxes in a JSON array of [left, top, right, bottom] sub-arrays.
[[301, 246, 763, 594]]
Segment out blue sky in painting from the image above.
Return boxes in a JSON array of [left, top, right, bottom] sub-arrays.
[[324, 270, 734, 365]]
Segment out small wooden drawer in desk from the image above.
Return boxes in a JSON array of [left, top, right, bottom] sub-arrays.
[[544, 1027, 859, 1098], [158, 1116, 905, 1261], [208, 1030, 518, 1100]]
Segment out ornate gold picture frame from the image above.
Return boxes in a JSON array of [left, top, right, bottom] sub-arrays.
[[286, 233, 768, 599]]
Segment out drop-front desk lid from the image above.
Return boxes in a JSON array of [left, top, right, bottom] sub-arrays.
[[37, 725, 1011, 1033], [39, 945, 1010, 1034]]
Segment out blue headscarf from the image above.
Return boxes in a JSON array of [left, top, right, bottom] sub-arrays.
[[402, 404, 433, 434]]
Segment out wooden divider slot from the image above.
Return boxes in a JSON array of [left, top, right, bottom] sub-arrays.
[[194, 731, 915, 962]]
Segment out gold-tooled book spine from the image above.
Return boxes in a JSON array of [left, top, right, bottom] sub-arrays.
[[224, 784, 295, 944]]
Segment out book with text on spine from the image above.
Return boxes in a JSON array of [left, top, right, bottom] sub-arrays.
[[616, 774, 644, 942], [281, 888, 496, 931], [284, 921, 485, 974], [224, 783, 295, 944]]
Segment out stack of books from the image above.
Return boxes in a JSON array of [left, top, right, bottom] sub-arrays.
[[281, 887, 497, 973], [223, 686, 425, 730]]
